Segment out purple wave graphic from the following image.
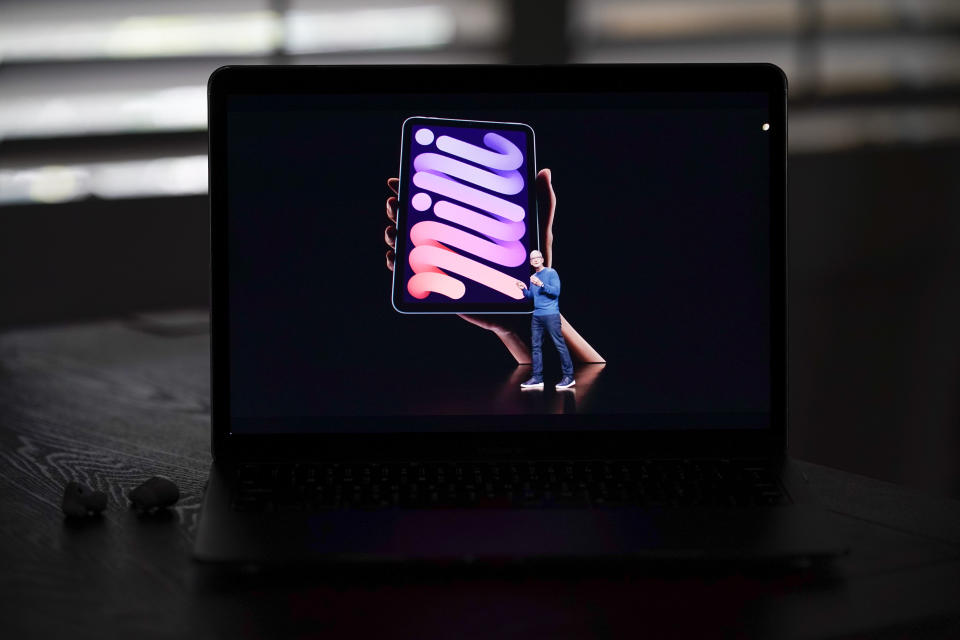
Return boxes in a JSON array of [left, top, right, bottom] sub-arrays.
[[436, 132, 523, 171], [411, 171, 525, 223], [413, 153, 523, 195], [433, 200, 525, 242]]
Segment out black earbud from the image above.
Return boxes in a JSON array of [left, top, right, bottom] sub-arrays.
[[61, 482, 108, 517], [128, 476, 179, 511]]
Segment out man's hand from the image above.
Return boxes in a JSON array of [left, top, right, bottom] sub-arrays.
[[530, 275, 543, 287], [516, 280, 528, 291]]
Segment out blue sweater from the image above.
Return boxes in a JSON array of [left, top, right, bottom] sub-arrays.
[[523, 267, 561, 316]]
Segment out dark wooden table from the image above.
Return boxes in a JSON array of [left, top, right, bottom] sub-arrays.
[[3, 315, 960, 639]]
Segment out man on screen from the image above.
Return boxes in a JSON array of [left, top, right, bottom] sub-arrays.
[[516, 250, 575, 390]]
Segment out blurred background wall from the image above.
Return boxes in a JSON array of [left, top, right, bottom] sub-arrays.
[[1, 0, 958, 497]]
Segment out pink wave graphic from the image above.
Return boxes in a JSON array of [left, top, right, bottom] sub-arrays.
[[408, 245, 524, 300], [410, 220, 526, 267]]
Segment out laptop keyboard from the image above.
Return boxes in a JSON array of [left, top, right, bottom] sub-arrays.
[[231, 459, 789, 512]]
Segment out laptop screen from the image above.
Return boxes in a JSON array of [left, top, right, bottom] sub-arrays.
[[224, 83, 774, 434]]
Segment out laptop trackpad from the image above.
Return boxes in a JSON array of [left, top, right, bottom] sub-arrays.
[[302, 507, 846, 562]]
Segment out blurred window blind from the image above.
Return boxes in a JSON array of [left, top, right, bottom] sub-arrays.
[[572, 0, 960, 153], [3, 0, 959, 205], [0, 0, 505, 204]]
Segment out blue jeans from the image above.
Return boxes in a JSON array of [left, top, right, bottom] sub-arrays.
[[531, 313, 573, 378]]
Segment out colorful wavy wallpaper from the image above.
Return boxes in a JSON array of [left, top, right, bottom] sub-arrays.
[[402, 121, 532, 305]]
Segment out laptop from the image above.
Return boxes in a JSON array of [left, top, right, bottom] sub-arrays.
[[195, 64, 849, 565]]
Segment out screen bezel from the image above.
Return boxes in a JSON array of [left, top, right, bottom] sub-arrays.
[[208, 64, 788, 461], [392, 116, 538, 314]]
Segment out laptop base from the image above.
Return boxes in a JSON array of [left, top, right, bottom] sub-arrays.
[[194, 458, 849, 567]]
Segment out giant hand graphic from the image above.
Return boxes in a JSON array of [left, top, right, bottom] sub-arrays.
[[384, 168, 603, 364]]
